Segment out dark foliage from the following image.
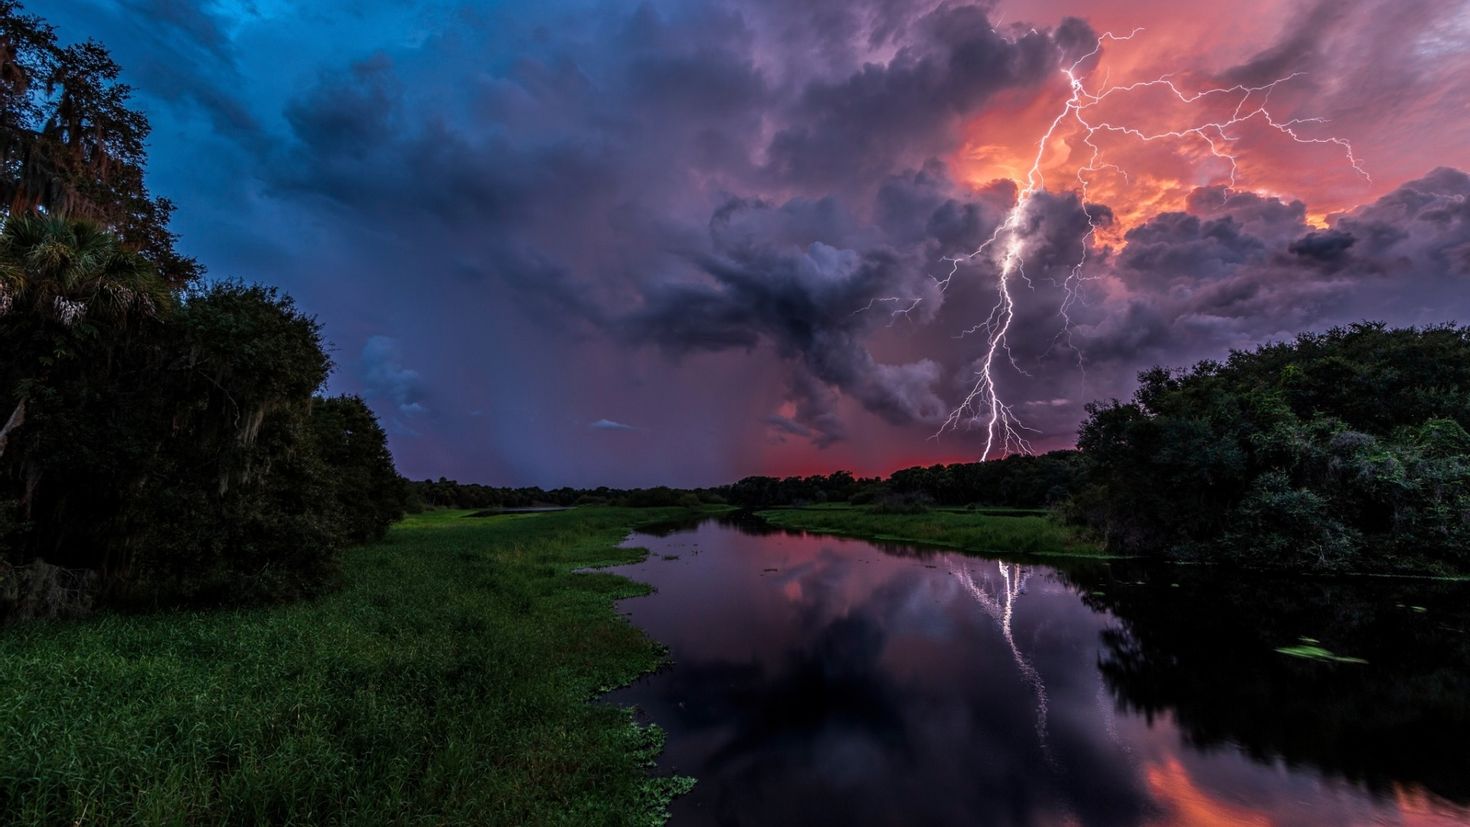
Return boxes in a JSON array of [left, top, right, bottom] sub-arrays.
[[310, 395, 408, 543], [1070, 323, 1470, 572], [0, 1, 199, 284], [886, 451, 1081, 507], [1, 256, 408, 610], [720, 471, 866, 509], [714, 454, 1079, 511], [408, 479, 725, 510]]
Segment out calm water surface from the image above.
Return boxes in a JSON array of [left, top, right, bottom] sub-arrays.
[[604, 516, 1470, 826]]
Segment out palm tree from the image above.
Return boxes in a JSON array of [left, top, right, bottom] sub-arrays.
[[0, 213, 169, 457]]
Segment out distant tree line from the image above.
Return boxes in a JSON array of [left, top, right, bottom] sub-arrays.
[[0, 4, 405, 620], [1070, 323, 1470, 573], [715, 453, 1080, 510], [412, 453, 1081, 515], [885, 452, 1080, 507], [407, 480, 718, 511]]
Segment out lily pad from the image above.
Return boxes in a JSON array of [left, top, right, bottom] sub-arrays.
[[1275, 643, 1368, 664]]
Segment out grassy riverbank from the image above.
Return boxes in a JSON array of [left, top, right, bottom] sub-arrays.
[[0, 508, 702, 826], [756, 504, 1108, 558]]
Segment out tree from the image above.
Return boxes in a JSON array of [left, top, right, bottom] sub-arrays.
[[0, 214, 169, 536], [114, 281, 338, 604], [310, 395, 407, 543], [0, 1, 199, 284], [1069, 323, 1470, 573]]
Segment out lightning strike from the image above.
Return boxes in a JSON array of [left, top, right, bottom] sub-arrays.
[[920, 27, 1369, 459]]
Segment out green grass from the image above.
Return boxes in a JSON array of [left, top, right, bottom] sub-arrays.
[[756, 506, 1109, 558], [0, 507, 704, 826]]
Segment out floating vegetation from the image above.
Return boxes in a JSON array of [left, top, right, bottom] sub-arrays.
[[1275, 637, 1368, 664]]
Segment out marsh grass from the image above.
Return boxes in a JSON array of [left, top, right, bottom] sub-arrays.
[[756, 506, 1108, 558], [0, 507, 699, 825]]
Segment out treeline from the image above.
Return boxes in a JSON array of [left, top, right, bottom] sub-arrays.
[[408, 480, 720, 511], [413, 452, 1080, 515], [1071, 323, 1470, 573], [886, 452, 1080, 506], [0, 4, 405, 620], [719, 452, 1080, 510]]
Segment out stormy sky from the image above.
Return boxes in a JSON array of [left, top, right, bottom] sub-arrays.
[[45, 0, 1470, 486]]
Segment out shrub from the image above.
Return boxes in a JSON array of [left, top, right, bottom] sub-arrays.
[[867, 492, 933, 515]]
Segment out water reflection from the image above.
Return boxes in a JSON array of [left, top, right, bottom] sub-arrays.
[[604, 519, 1470, 826], [1070, 563, 1470, 808], [952, 561, 1052, 762]]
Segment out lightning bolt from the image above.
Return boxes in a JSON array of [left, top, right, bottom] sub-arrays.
[[921, 27, 1369, 459]]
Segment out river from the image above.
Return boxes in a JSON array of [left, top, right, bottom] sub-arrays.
[[604, 515, 1470, 826]]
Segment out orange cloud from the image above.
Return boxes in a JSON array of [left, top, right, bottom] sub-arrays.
[[952, 31, 1374, 242]]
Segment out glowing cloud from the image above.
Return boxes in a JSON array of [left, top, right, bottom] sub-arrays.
[[925, 26, 1367, 459]]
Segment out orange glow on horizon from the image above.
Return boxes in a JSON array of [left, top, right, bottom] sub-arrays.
[[754, 449, 989, 481]]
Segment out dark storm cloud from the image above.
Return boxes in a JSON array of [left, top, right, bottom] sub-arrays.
[[876, 161, 1015, 252], [51, 0, 1470, 485], [764, 413, 816, 442], [776, 372, 848, 448], [1335, 168, 1470, 272], [1116, 212, 1268, 287], [249, 1, 1091, 448], [284, 54, 399, 157], [763, 7, 1080, 189], [1074, 168, 1470, 385], [625, 197, 947, 438], [55, 0, 259, 137], [1288, 230, 1356, 268]]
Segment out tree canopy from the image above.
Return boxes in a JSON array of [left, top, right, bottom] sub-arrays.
[[0, 0, 199, 285], [1070, 323, 1470, 573], [0, 218, 409, 613]]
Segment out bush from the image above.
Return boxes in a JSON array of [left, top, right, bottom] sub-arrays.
[[1, 266, 408, 611], [866, 491, 933, 515], [310, 395, 408, 543]]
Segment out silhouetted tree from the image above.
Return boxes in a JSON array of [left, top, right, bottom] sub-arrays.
[[311, 395, 408, 543], [0, 0, 199, 284]]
